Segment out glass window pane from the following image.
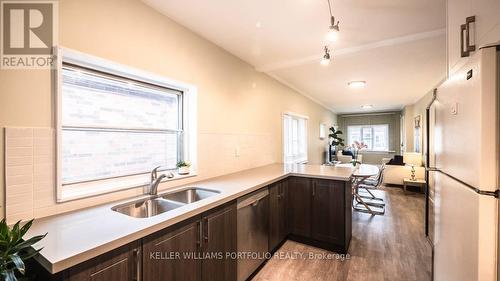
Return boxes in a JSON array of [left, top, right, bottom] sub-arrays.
[[283, 114, 308, 163], [62, 66, 180, 130], [348, 124, 389, 151], [62, 130, 178, 184], [373, 125, 389, 151]]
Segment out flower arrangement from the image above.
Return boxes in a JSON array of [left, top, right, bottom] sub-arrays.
[[350, 141, 367, 166]]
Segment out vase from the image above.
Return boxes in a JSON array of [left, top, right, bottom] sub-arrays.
[[178, 166, 190, 175]]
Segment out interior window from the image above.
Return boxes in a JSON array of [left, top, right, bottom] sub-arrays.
[[283, 113, 308, 163], [60, 63, 184, 187], [347, 124, 389, 151]]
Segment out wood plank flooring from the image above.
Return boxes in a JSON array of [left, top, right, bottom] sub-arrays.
[[252, 186, 432, 281]]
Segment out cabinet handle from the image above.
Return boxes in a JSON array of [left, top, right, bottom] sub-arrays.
[[312, 181, 316, 196], [251, 199, 260, 207], [203, 218, 209, 243], [133, 248, 141, 281], [460, 16, 476, 58], [197, 220, 202, 248], [460, 23, 468, 57], [465, 16, 476, 52]]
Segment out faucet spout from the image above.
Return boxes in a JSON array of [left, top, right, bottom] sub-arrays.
[[149, 174, 167, 196]]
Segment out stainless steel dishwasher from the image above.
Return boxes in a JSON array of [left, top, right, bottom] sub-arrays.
[[237, 189, 269, 281]]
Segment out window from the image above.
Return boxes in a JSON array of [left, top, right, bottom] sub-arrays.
[[283, 113, 308, 163], [57, 49, 196, 201], [347, 124, 389, 151]]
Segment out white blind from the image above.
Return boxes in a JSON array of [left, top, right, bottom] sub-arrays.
[[347, 124, 389, 151], [283, 114, 308, 163], [61, 64, 183, 184]]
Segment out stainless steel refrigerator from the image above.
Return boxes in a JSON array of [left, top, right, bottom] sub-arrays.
[[427, 45, 499, 280]]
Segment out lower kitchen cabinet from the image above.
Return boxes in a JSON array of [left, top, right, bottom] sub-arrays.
[[269, 180, 288, 251], [287, 177, 312, 237], [287, 177, 352, 253], [142, 218, 201, 281], [66, 241, 140, 281], [201, 203, 237, 281], [311, 179, 348, 245], [142, 202, 237, 281]]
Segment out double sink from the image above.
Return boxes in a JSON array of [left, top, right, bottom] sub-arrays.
[[112, 188, 220, 218]]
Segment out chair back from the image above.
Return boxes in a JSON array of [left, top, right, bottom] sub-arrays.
[[376, 165, 385, 187]]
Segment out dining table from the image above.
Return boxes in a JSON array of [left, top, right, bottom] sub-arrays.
[[336, 163, 383, 215]]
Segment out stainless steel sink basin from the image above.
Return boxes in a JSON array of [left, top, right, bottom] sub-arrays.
[[161, 188, 220, 204], [112, 197, 185, 218]]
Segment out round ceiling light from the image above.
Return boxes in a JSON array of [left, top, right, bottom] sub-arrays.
[[348, 81, 366, 88]]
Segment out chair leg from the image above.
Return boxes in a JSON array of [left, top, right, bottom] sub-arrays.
[[357, 187, 385, 207], [353, 193, 385, 215]]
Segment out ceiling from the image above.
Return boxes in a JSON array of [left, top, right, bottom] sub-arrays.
[[142, 0, 447, 113]]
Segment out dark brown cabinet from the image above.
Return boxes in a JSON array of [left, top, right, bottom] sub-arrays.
[[142, 203, 237, 281], [269, 180, 288, 251], [287, 177, 312, 237], [66, 241, 140, 281], [201, 203, 237, 281], [142, 218, 201, 281], [311, 179, 345, 244], [287, 177, 352, 253]]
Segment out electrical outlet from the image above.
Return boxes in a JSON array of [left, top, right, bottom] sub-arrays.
[[235, 147, 241, 157]]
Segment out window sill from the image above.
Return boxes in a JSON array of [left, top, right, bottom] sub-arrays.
[[58, 171, 197, 203]]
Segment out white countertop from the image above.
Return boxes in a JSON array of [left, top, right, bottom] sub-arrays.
[[25, 163, 354, 274]]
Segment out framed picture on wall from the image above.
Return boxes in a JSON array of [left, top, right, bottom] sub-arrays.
[[414, 115, 421, 153], [319, 123, 326, 139]]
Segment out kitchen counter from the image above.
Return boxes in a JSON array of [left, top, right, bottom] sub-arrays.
[[25, 163, 354, 274]]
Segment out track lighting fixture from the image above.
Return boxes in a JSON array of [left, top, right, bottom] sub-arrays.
[[320, 46, 331, 66], [325, 0, 340, 42]]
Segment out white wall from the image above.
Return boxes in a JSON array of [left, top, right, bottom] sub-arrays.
[[0, 0, 336, 221]]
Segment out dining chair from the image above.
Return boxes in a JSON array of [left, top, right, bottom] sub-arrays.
[[357, 164, 386, 208]]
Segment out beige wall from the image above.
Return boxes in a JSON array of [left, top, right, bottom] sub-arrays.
[[0, 0, 336, 220], [402, 89, 437, 166], [337, 112, 401, 165]]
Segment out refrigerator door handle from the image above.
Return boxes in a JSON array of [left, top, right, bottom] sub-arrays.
[[427, 168, 499, 198]]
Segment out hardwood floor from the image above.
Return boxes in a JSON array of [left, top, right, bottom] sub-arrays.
[[252, 186, 432, 281]]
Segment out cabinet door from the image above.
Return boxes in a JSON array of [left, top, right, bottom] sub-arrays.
[[67, 242, 139, 281], [472, 0, 500, 46], [311, 179, 345, 244], [269, 182, 281, 251], [269, 180, 288, 251], [287, 177, 312, 237], [278, 180, 289, 242], [142, 219, 201, 281], [202, 203, 237, 281]]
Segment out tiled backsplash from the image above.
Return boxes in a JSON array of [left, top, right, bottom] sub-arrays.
[[5, 128, 55, 224]]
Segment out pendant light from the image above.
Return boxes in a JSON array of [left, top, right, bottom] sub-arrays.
[[325, 0, 340, 42], [320, 46, 331, 66]]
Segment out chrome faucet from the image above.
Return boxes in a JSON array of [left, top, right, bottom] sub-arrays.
[[146, 166, 167, 196]]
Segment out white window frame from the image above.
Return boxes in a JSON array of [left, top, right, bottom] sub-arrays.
[[53, 47, 197, 202], [347, 124, 389, 152], [282, 112, 308, 164]]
